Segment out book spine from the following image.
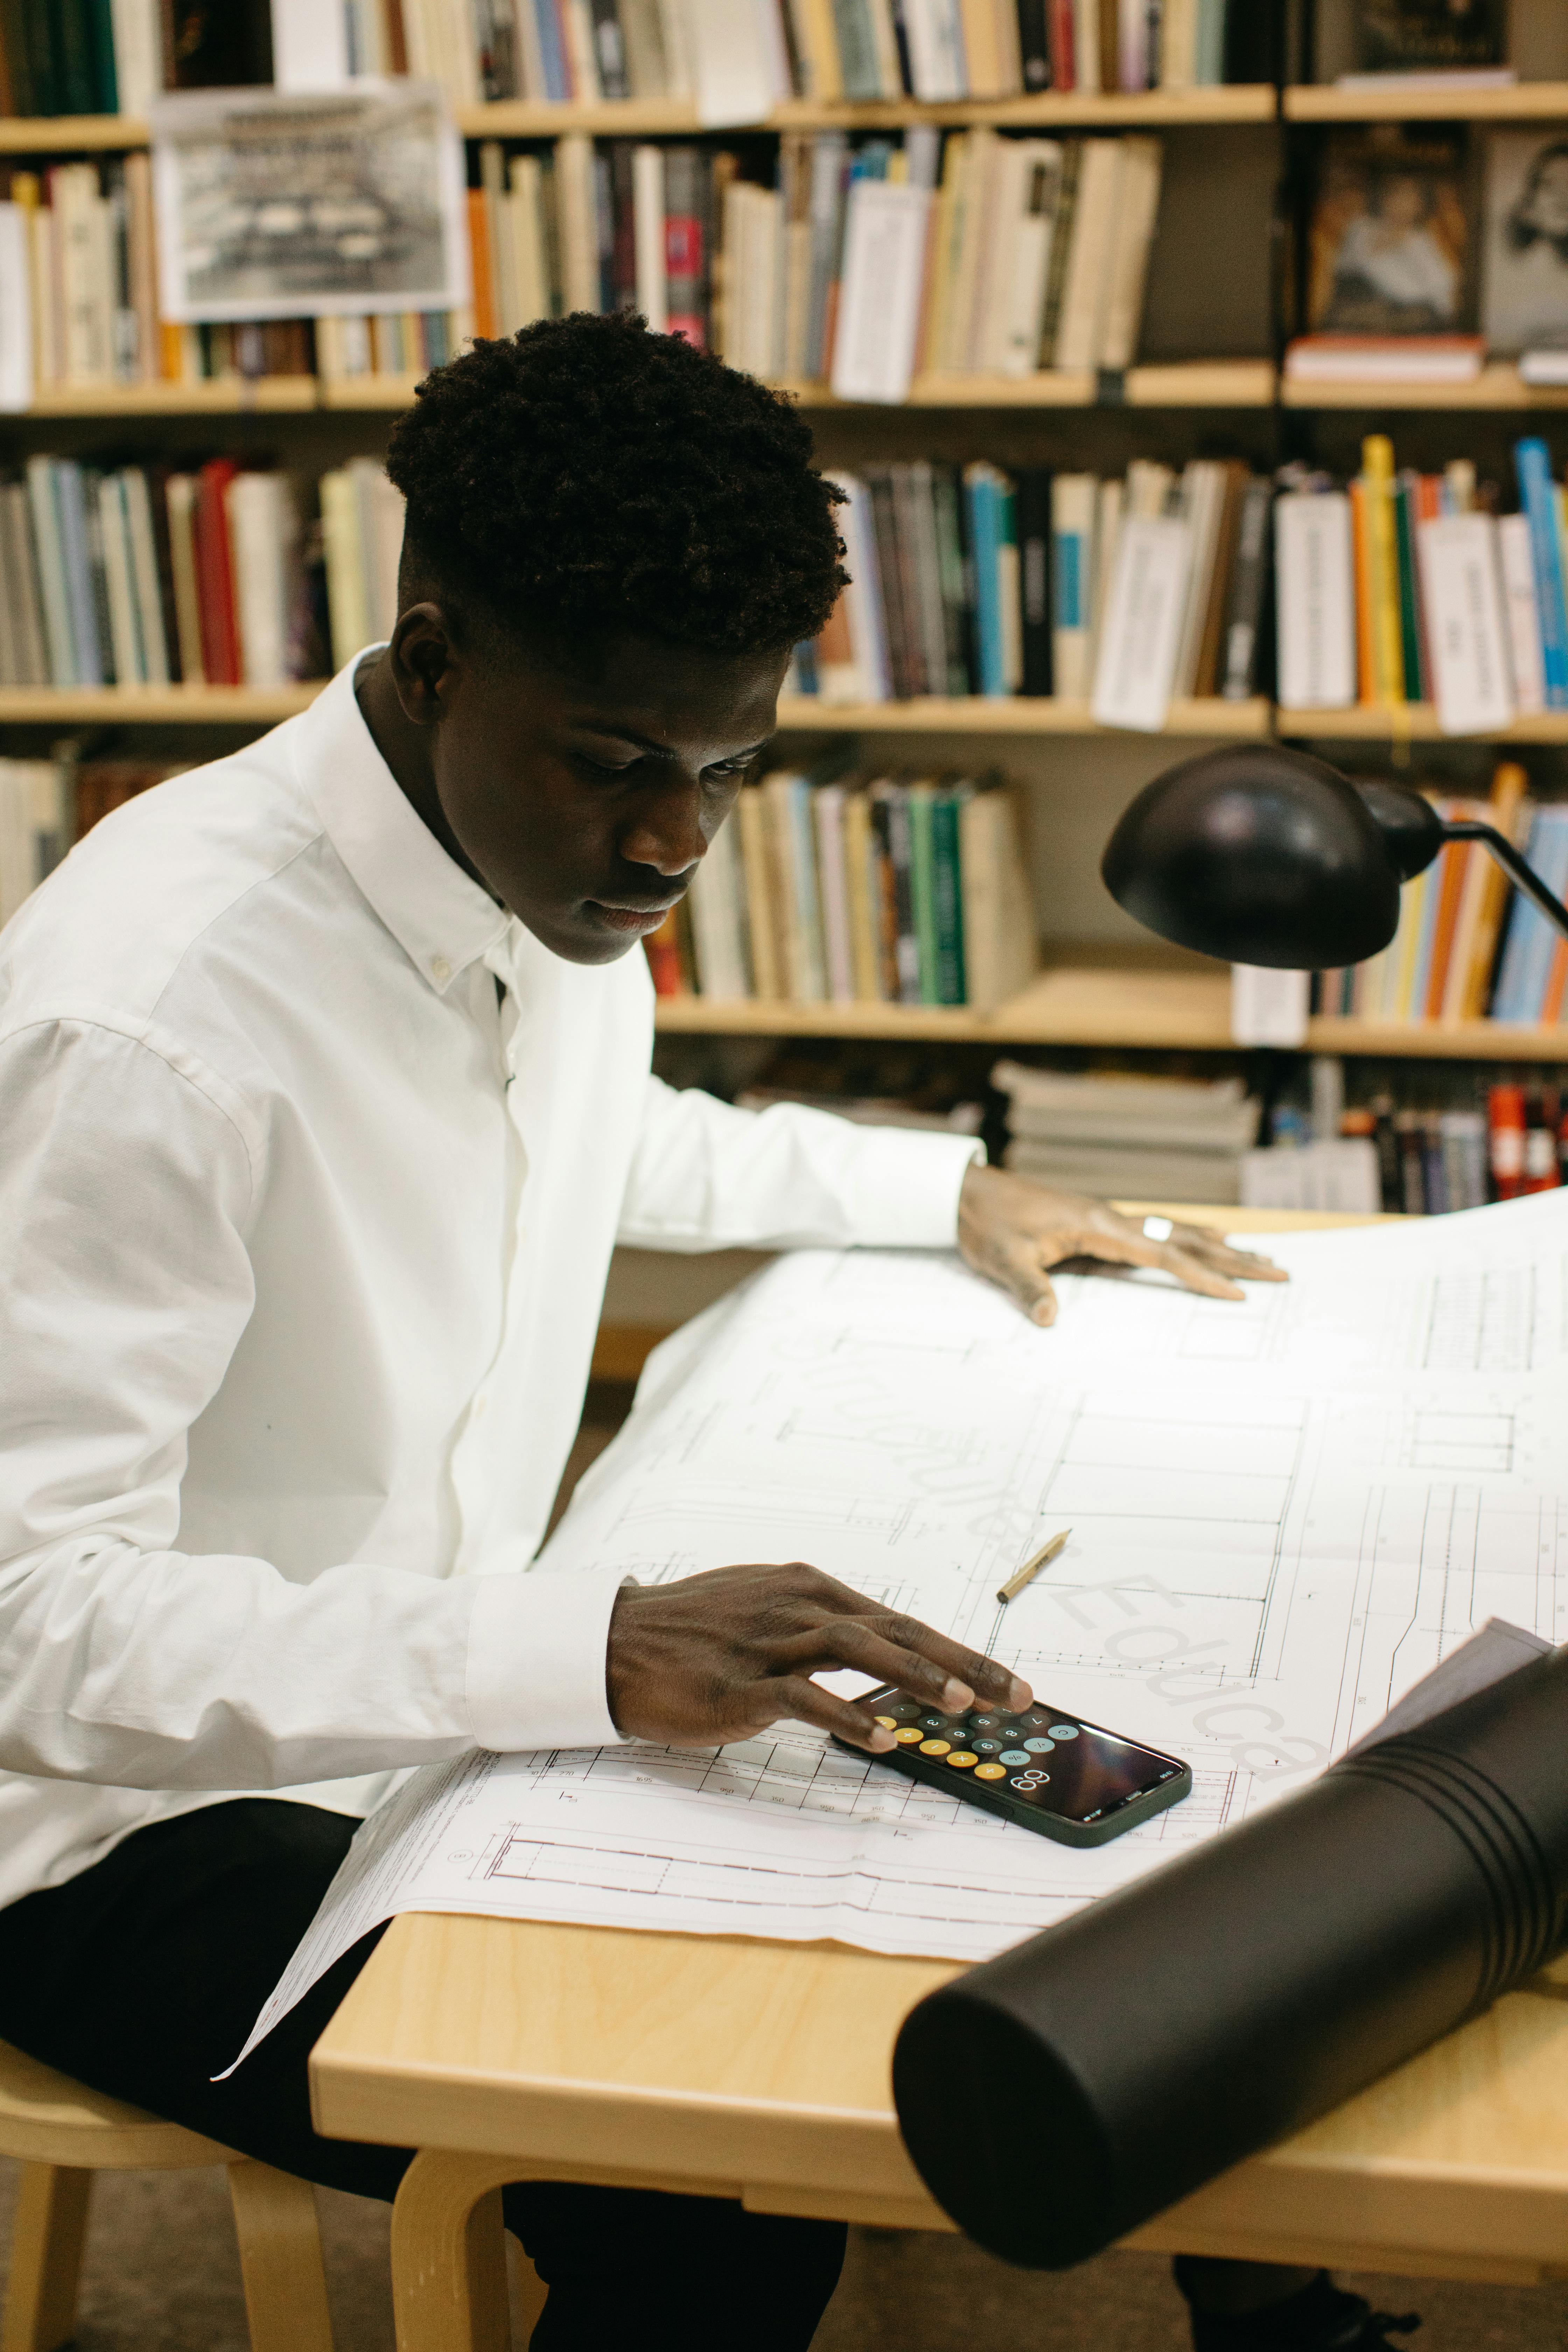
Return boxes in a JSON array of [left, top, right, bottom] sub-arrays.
[[1514, 438, 1568, 709], [966, 465, 1006, 696], [930, 789, 967, 1003], [842, 788, 883, 1000], [1221, 476, 1268, 699], [1017, 466, 1053, 696], [907, 785, 939, 1004], [1392, 474, 1423, 702], [1361, 435, 1404, 704], [884, 787, 920, 1003]]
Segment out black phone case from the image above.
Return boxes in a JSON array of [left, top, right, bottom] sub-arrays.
[[832, 1692, 1191, 1849]]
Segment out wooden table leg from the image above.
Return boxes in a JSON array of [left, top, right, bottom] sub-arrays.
[[227, 2159, 336, 2352], [1, 2163, 91, 2352], [392, 2152, 527, 2352]]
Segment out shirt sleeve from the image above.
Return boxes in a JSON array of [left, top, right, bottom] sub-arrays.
[[617, 1074, 984, 1253], [0, 1019, 621, 1793]]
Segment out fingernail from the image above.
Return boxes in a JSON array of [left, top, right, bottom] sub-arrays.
[[941, 1678, 975, 1711], [1008, 1678, 1033, 1709]]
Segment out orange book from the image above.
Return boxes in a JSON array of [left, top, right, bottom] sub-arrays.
[[1349, 477, 1377, 704], [1543, 939, 1568, 1025], [644, 909, 685, 998], [1463, 761, 1530, 1018], [467, 190, 496, 342], [1423, 826, 1472, 1018]]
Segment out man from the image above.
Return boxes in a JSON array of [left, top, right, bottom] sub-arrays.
[[0, 312, 1315, 2350]]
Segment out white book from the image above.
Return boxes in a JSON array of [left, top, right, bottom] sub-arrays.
[[960, 791, 1037, 1011], [753, 0, 795, 103], [688, 818, 751, 1000], [1097, 134, 1162, 369], [227, 472, 293, 688], [814, 785, 855, 1002], [554, 135, 601, 315], [1052, 138, 1121, 372], [0, 765, 34, 930], [1274, 491, 1356, 710], [563, 0, 603, 99], [830, 181, 931, 404], [1231, 966, 1309, 1049], [972, 135, 1026, 375], [1118, 0, 1147, 86], [947, 126, 999, 371], [1087, 475, 1122, 680], [29, 204, 56, 388], [57, 166, 110, 385], [319, 468, 370, 672], [825, 472, 891, 701], [632, 146, 667, 332], [109, 0, 161, 114], [1050, 471, 1098, 700], [0, 204, 32, 413], [1071, 0, 1100, 90], [121, 467, 170, 686], [655, 0, 693, 97], [1090, 513, 1192, 731], [1497, 510, 1545, 715], [903, 0, 966, 99], [349, 457, 404, 644], [997, 142, 1060, 379], [5, 483, 50, 686], [507, 156, 551, 332], [1416, 512, 1516, 738], [681, 0, 774, 123], [272, 0, 352, 85], [97, 471, 142, 685]]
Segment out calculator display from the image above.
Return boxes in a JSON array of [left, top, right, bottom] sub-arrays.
[[841, 1688, 1191, 1846]]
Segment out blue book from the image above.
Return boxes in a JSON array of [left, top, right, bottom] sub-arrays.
[[53, 462, 103, 689], [964, 465, 1006, 697], [1406, 806, 1449, 1014], [1490, 807, 1540, 1020], [532, 0, 570, 101], [1514, 438, 1568, 709], [1494, 807, 1568, 1020]]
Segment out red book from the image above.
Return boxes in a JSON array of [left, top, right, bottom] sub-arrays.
[[664, 147, 706, 349], [1489, 1085, 1526, 1201], [1048, 0, 1075, 88], [193, 459, 241, 687]]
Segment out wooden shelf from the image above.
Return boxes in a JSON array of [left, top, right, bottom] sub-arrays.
[[0, 86, 1275, 157], [0, 113, 149, 151], [316, 374, 427, 410], [25, 378, 320, 415], [776, 695, 1270, 735], [1282, 362, 1568, 411], [457, 87, 1274, 137], [0, 684, 321, 723], [1278, 706, 1568, 743], [655, 965, 1568, 1059], [1285, 80, 1568, 121]]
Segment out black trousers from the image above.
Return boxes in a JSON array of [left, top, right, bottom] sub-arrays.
[[0, 1799, 845, 2351]]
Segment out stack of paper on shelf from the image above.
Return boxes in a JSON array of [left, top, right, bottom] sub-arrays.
[[992, 1063, 1261, 1203]]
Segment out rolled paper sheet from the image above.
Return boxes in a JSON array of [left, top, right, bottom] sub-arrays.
[[892, 1646, 1568, 2269]]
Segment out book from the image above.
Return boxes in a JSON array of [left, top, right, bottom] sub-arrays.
[[1275, 491, 1356, 709], [1480, 130, 1568, 358], [1305, 127, 1467, 340], [1221, 475, 1270, 700], [1283, 332, 1484, 382], [1415, 511, 1515, 735], [1497, 509, 1545, 713], [1356, 0, 1503, 72], [1515, 437, 1568, 709], [1049, 471, 1096, 699], [1091, 512, 1192, 730]]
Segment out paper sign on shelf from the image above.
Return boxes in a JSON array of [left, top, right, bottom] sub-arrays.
[[1231, 963, 1309, 1047]]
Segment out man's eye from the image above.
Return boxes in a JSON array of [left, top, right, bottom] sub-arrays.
[[705, 762, 750, 783]]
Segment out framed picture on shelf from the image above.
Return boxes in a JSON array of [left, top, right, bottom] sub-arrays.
[[1480, 130, 1568, 356], [149, 82, 471, 323], [1305, 127, 1471, 337], [1354, 0, 1504, 74]]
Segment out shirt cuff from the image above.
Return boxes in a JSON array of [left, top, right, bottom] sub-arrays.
[[464, 1567, 629, 1753], [842, 1128, 986, 1249]]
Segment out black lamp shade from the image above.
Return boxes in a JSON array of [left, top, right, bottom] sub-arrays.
[[1101, 745, 1427, 971]]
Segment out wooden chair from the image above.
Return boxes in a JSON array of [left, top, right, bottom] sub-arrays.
[[0, 2037, 334, 2352]]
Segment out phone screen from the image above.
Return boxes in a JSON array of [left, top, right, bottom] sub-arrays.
[[866, 1691, 1186, 1827]]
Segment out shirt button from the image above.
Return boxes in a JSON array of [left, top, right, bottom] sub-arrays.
[[430, 954, 452, 983]]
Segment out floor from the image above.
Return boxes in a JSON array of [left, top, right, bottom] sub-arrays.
[[7, 1386, 1568, 2348]]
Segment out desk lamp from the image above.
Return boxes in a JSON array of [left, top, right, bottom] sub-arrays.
[[1100, 742, 1568, 968]]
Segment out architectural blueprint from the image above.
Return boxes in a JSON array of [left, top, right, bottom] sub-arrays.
[[231, 1191, 1568, 2071]]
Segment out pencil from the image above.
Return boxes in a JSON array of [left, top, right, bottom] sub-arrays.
[[997, 1528, 1071, 1604]]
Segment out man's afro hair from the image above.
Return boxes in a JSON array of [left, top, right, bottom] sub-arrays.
[[385, 311, 847, 655]]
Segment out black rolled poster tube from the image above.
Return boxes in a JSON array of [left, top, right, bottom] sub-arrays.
[[892, 1647, 1568, 2270]]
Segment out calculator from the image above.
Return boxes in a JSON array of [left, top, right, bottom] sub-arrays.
[[834, 1686, 1191, 1848]]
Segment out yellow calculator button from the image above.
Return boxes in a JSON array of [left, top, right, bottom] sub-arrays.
[[973, 1762, 1007, 1780], [874, 1716, 898, 1730], [894, 1726, 924, 1743], [946, 1751, 978, 1769], [918, 1738, 951, 1756]]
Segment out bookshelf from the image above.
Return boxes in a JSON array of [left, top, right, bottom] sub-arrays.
[[1283, 80, 1568, 122], [6, 47, 1568, 1098]]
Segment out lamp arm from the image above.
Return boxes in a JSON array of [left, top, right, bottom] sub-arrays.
[[1442, 822, 1568, 941]]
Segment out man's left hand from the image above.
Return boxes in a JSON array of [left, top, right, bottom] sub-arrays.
[[957, 1162, 1288, 1328]]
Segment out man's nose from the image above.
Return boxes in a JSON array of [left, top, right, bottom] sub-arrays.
[[620, 779, 705, 876]]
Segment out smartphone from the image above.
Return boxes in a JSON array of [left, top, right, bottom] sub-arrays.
[[834, 1687, 1191, 1848]]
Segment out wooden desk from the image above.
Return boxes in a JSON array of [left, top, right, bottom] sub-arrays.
[[313, 1204, 1568, 2350]]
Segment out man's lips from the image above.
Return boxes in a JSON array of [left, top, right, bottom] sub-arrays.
[[586, 899, 680, 935]]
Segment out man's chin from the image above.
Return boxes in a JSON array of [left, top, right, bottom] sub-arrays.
[[520, 907, 655, 967]]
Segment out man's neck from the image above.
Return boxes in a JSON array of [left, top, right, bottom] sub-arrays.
[[354, 652, 493, 896]]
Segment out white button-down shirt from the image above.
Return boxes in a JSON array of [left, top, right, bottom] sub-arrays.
[[0, 656, 981, 1909]]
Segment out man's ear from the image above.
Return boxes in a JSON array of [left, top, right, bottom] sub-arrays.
[[387, 603, 458, 726]]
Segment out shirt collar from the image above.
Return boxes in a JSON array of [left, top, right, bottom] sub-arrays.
[[293, 651, 512, 996]]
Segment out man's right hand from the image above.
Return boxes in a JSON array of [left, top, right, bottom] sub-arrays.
[[606, 1562, 1032, 1754]]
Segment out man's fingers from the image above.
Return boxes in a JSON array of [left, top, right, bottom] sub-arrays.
[[779, 1611, 1030, 1713], [996, 1240, 1058, 1327], [1161, 1224, 1289, 1282], [756, 1675, 902, 1750]]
